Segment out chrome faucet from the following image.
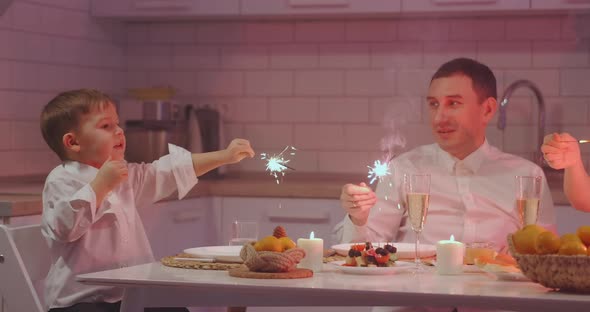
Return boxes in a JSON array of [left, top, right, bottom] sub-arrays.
[[497, 80, 546, 167]]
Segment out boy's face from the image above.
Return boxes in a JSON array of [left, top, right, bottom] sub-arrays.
[[427, 74, 495, 159], [74, 102, 125, 168]]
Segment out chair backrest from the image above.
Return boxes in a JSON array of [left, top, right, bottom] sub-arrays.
[[0, 224, 49, 312]]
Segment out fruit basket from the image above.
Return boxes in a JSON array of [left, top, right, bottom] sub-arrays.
[[240, 243, 306, 273], [507, 234, 590, 293]]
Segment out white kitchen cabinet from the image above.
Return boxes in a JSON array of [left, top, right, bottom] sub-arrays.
[[555, 204, 590, 234], [91, 0, 240, 19], [531, 0, 590, 9], [241, 0, 401, 17], [139, 197, 219, 259], [401, 0, 529, 12], [220, 197, 343, 247]]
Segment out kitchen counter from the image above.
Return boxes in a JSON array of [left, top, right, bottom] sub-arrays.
[[0, 171, 569, 220]]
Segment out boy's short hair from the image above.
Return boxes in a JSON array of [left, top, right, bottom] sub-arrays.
[[40, 89, 113, 160], [431, 58, 497, 103]]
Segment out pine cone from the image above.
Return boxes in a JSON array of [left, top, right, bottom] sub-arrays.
[[273, 226, 287, 238]]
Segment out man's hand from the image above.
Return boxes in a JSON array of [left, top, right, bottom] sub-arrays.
[[340, 182, 376, 226], [541, 132, 582, 170], [224, 138, 255, 164], [90, 157, 128, 205]]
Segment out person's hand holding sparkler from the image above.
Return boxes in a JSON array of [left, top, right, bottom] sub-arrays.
[[340, 183, 376, 226], [260, 146, 296, 184], [542, 132, 583, 170], [224, 138, 256, 164]]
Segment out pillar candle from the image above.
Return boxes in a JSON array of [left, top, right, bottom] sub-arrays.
[[297, 231, 323, 272], [436, 235, 465, 275]]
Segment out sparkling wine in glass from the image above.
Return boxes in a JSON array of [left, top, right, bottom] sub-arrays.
[[515, 176, 542, 227], [404, 173, 430, 272]]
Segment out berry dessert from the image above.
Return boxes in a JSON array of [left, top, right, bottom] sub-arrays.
[[344, 242, 398, 267]]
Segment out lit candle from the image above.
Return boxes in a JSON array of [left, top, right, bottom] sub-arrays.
[[436, 235, 465, 275], [297, 231, 324, 272]]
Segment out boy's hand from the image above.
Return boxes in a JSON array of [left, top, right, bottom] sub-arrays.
[[541, 132, 582, 170], [340, 182, 376, 226], [224, 138, 255, 164], [90, 156, 128, 200]]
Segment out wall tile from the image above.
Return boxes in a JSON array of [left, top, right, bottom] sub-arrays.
[[345, 70, 395, 96], [370, 97, 423, 124], [221, 46, 269, 69], [149, 23, 195, 44], [477, 41, 532, 69], [318, 97, 369, 123], [295, 21, 346, 43], [270, 44, 318, 69], [0, 121, 11, 150], [126, 45, 172, 71], [0, 151, 25, 176], [269, 97, 318, 122], [395, 69, 432, 97], [450, 18, 505, 41], [319, 44, 370, 69], [345, 20, 397, 42], [506, 16, 561, 40], [398, 19, 449, 41], [561, 69, 590, 96], [294, 70, 344, 96], [216, 97, 268, 123], [173, 45, 220, 70], [196, 71, 243, 96], [196, 22, 244, 43], [424, 41, 477, 68], [244, 22, 294, 43], [544, 97, 589, 126], [245, 71, 293, 96], [561, 14, 590, 40], [371, 42, 423, 69], [533, 41, 589, 68], [294, 124, 345, 150], [344, 124, 384, 151], [147, 71, 195, 96], [504, 69, 560, 96], [244, 124, 293, 149], [318, 151, 371, 173], [11, 121, 46, 150]]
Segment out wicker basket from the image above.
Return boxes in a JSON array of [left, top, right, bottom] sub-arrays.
[[507, 234, 590, 293], [239, 243, 306, 273]]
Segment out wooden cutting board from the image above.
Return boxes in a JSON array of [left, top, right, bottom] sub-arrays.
[[228, 267, 313, 279]]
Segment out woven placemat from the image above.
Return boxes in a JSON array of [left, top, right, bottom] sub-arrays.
[[161, 253, 243, 270], [228, 267, 313, 279]]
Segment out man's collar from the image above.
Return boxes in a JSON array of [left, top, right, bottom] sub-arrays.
[[436, 139, 492, 175]]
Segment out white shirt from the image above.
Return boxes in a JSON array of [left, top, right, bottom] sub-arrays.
[[334, 140, 556, 251], [41, 144, 198, 310]]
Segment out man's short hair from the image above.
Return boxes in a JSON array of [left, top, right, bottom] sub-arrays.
[[40, 89, 113, 161], [431, 58, 497, 103]]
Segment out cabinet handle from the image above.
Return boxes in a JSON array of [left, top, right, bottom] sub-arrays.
[[134, 0, 191, 10], [172, 211, 202, 223], [267, 210, 330, 223], [289, 0, 349, 8], [565, 0, 590, 3], [431, 0, 497, 5]]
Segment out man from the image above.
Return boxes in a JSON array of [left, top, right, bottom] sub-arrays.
[[334, 58, 556, 253]]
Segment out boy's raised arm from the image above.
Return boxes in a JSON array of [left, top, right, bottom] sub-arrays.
[[191, 138, 255, 177]]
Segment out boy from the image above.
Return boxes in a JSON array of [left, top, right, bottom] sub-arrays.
[[39, 89, 255, 312]]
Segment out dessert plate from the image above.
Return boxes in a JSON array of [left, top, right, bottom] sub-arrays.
[[328, 260, 414, 275], [183, 246, 242, 263], [331, 242, 436, 259]]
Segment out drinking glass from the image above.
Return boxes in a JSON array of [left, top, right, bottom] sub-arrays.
[[229, 220, 258, 246], [404, 173, 430, 272], [515, 175, 542, 227]]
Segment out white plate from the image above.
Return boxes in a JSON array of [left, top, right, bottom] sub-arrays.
[[329, 260, 414, 275], [331, 242, 436, 259], [183, 246, 242, 263]]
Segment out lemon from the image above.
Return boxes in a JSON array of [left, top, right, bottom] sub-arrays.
[[558, 240, 587, 255], [278, 237, 296, 251], [256, 235, 283, 252], [513, 224, 547, 254], [535, 231, 561, 255], [576, 226, 590, 246], [560, 233, 582, 245]]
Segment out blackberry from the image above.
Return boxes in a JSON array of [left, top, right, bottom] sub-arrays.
[[384, 244, 397, 254]]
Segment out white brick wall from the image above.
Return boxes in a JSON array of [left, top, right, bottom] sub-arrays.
[[0, 6, 589, 176]]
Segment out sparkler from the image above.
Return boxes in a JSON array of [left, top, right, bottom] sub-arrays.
[[260, 146, 296, 184], [367, 159, 391, 184]]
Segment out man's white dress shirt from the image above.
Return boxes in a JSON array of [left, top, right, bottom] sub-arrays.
[[334, 140, 556, 251], [41, 144, 198, 310]]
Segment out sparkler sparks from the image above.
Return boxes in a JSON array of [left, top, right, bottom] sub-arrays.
[[367, 159, 391, 184], [260, 146, 296, 184]]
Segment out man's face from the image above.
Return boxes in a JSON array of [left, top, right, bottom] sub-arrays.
[[75, 102, 126, 168], [427, 74, 494, 159]]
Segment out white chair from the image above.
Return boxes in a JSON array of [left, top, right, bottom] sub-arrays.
[[0, 224, 49, 312]]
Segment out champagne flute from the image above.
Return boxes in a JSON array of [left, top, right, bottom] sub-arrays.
[[404, 173, 430, 272], [515, 176, 542, 227]]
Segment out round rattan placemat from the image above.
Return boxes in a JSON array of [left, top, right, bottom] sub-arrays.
[[228, 267, 313, 279], [161, 253, 243, 271]]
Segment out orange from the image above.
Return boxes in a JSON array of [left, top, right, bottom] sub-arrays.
[[512, 224, 547, 254], [558, 240, 587, 255], [560, 233, 582, 245], [535, 231, 561, 255], [576, 226, 590, 246], [279, 237, 296, 251], [255, 235, 283, 252]]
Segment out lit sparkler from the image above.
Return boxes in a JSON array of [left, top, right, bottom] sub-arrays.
[[260, 146, 296, 184], [367, 159, 391, 185]]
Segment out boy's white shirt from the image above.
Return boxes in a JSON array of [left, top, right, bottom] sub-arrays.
[[41, 144, 198, 309]]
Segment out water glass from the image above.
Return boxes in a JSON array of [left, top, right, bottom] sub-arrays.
[[229, 220, 258, 246]]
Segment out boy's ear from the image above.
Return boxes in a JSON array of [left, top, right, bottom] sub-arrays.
[[62, 132, 80, 153]]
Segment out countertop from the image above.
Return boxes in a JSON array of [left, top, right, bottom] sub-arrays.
[[0, 171, 568, 219]]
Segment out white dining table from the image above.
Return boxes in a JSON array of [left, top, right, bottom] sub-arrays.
[[76, 262, 590, 312]]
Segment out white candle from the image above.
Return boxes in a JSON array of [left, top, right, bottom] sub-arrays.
[[436, 235, 465, 275], [297, 231, 324, 272]]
